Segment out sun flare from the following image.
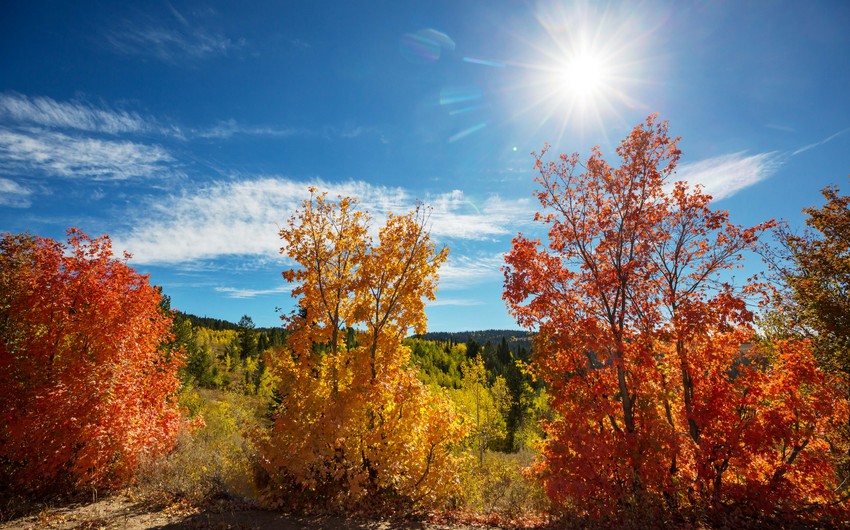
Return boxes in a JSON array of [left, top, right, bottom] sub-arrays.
[[509, 1, 654, 143], [560, 52, 608, 99]]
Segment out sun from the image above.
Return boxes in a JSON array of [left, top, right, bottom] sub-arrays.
[[504, 1, 654, 144], [559, 51, 608, 100], [519, 32, 626, 139], [543, 32, 624, 120]]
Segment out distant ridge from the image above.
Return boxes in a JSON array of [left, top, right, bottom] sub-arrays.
[[413, 329, 535, 346], [177, 311, 240, 331], [176, 312, 533, 346], [175, 312, 283, 333]]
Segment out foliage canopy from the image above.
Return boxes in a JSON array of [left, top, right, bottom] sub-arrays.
[[261, 189, 466, 509], [503, 115, 848, 519], [0, 229, 183, 494]]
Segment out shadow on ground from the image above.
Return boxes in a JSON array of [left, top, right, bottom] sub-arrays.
[[154, 510, 437, 530], [0, 496, 469, 530]]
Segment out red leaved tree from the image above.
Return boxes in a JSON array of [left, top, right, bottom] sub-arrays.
[[503, 115, 847, 519], [0, 229, 183, 495]]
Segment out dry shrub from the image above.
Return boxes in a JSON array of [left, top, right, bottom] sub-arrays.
[[134, 389, 264, 505], [459, 450, 549, 521]]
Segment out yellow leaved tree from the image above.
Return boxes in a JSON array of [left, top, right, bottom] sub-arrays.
[[260, 188, 467, 510]]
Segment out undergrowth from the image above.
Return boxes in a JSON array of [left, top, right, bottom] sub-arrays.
[[455, 450, 550, 526], [133, 387, 266, 506]]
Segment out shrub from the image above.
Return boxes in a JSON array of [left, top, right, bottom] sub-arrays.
[[459, 450, 549, 521], [0, 230, 182, 495], [134, 390, 263, 504]]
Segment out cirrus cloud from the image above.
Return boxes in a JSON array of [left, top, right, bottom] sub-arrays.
[[105, 23, 245, 64], [676, 151, 783, 201], [215, 285, 293, 299], [0, 93, 149, 135], [0, 177, 31, 208], [112, 177, 535, 265], [0, 128, 175, 181]]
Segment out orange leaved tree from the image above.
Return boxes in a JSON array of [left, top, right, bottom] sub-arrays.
[[261, 189, 466, 509], [0, 229, 183, 495], [503, 115, 847, 519]]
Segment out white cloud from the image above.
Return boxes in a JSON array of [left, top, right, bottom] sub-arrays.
[[0, 93, 387, 146], [428, 298, 485, 307], [429, 190, 535, 240], [792, 127, 850, 156], [0, 128, 174, 180], [114, 178, 403, 264], [215, 285, 292, 299], [438, 253, 506, 289], [0, 93, 149, 134], [676, 151, 782, 201], [105, 23, 244, 63], [328, 124, 389, 144], [0, 177, 31, 208], [113, 178, 532, 265], [195, 119, 303, 139]]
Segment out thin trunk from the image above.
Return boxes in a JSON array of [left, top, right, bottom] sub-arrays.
[[616, 362, 635, 433], [678, 340, 701, 443], [712, 458, 729, 508], [331, 319, 339, 395]]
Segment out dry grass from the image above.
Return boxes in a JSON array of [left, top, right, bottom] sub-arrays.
[[458, 450, 550, 521], [133, 388, 266, 506]]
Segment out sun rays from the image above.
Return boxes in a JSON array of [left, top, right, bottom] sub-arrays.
[[505, 1, 659, 147]]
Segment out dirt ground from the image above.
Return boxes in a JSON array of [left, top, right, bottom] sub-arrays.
[[0, 496, 484, 530]]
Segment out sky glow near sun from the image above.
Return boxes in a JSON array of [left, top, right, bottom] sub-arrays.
[[560, 51, 606, 99], [511, 1, 656, 146]]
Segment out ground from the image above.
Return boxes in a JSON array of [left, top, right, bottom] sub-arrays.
[[0, 496, 485, 530]]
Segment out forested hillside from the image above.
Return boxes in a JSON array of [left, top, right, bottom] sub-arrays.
[[173, 311, 548, 457], [416, 330, 535, 351]]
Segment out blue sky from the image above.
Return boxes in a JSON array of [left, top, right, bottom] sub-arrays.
[[1, 1, 848, 331]]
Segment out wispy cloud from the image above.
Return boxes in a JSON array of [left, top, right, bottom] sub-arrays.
[[0, 177, 31, 208], [0, 93, 384, 145], [672, 127, 850, 202], [195, 119, 304, 139], [215, 285, 292, 299], [428, 298, 485, 307], [0, 128, 174, 180], [0, 93, 149, 134], [0, 92, 192, 140], [0, 94, 181, 184], [105, 22, 245, 63], [766, 123, 796, 133], [438, 253, 506, 289], [792, 127, 850, 156], [113, 178, 532, 265], [676, 151, 782, 201], [326, 124, 389, 144], [113, 178, 402, 264], [429, 191, 535, 240]]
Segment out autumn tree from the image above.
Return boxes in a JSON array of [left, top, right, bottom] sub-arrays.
[[453, 355, 509, 466], [768, 184, 850, 375], [764, 183, 850, 494], [503, 115, 847, 519], [261, 189, 466, 509], [0, 229, 184, 495]]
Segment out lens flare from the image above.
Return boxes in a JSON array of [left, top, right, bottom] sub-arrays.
[[400, 28, 456, 64], [448, 123, 487, 143], [560, 52, 606, 99], [503, 1, 659, 146]]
